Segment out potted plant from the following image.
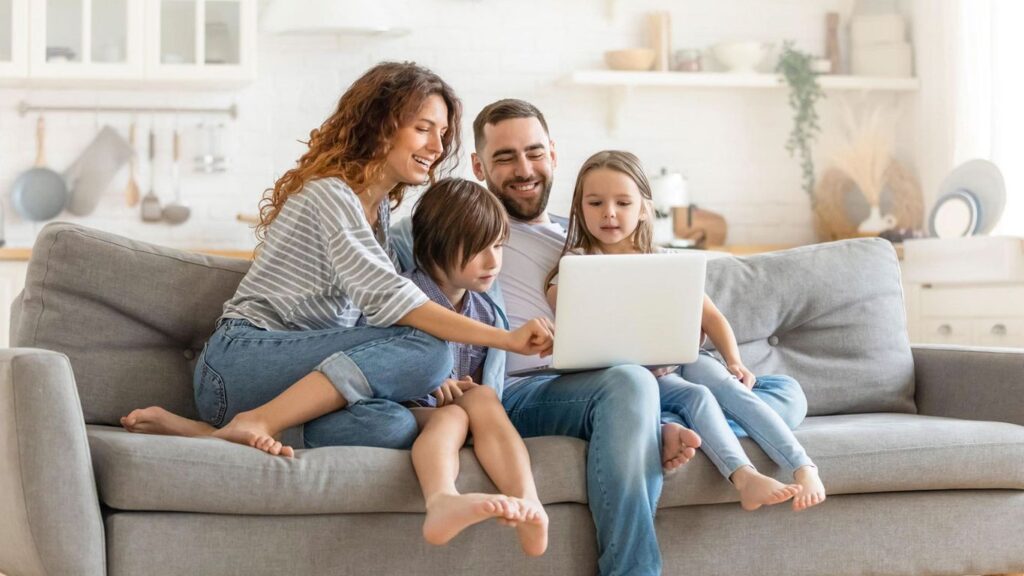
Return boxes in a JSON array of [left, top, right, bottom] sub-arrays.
[[776, 42, 825, 204]]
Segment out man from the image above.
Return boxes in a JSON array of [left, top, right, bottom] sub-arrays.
[[469, 99, 809, 576]]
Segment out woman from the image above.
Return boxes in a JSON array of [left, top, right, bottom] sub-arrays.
[[122, 62, 553, 456]]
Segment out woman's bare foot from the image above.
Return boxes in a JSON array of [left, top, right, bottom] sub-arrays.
[[514, 498, 549, 557], [662, 423, 702, 472], [211, 411, 294, 457], [422, 493, 520, 546], [120, 406, 215, 437], [732, 466, 801, 511], [792, 465, 826, 511]]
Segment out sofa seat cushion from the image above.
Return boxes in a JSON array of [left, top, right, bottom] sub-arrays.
[[660, 413, 1024, 508], [88, 426, 587, 514]]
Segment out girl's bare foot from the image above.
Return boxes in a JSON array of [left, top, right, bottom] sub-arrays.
[[792, 465, 826, 511], [422, 493, 519, 546], [120, 406, 215, 437], [732, 466, 801, 511], [211, 411, 294, 457], [662, 423, 702, 472], [514, 498, 549, 557]]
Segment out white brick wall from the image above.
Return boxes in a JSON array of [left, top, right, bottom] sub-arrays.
[[0, 0, 922, 250]]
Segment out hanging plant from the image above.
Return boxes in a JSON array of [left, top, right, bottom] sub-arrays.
[[776, 42, 825, 203]]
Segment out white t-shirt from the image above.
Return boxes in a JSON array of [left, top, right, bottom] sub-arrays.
[[500, 218, 567, 380]]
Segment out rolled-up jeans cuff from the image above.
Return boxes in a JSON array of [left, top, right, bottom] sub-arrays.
[[317, 350, 372, 403]]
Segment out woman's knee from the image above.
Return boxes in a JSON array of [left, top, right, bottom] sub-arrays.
[[303, 400, 420, 449], [405, 329, 454, 384]]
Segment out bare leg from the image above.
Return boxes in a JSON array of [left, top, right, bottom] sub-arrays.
[[121, 406, 216, 437], [792, 465, 826, 511], [413, 405, 520, 546], [457, 386, 549, 557], [731, 465, 801, 511], [212, 370, 345, 457]]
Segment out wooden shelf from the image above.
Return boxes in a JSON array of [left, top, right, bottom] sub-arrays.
[[567, 70, 920, 91]]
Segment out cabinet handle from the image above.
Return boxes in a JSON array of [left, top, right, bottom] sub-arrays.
[[990, 324, 1007, 336], [937, 324, 952, 336]]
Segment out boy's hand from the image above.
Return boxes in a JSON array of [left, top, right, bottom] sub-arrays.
[[728, 363, 757, 389], [432, 378, 465, 406], [649, 365, 679, 378], [506, 318, 554, 357], [455, 375, 479, 391]]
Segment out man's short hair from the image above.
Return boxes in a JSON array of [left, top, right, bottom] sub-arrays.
[[473, 99, 550, 152], [412, 178, 509, 283]]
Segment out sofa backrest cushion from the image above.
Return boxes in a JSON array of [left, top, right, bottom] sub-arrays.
[[705, 237, 915, 415], [12, 223, 249, 425]]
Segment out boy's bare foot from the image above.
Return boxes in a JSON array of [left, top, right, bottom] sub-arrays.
[[661, 423, 702, 472], [792, 465, 826, 511], [423, 493, 519, 546], [732, 466, 801, 511], [514, 498, 549, 557], [120, 406, 215, 437], [211, 411, 294, 457]]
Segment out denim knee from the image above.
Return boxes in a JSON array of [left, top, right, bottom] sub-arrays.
[[595, 365, 661, 421], [759, 375, 808, 429], [405, 329, 454, 394], [302, 399, 420, 449]]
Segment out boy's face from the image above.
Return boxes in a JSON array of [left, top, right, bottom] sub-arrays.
[[441, 240, 503, 293]]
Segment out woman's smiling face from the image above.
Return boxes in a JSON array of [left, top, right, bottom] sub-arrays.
[[382, 94, 449, 187]]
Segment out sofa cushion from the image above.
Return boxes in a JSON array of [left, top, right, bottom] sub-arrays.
[[704, 238, 915, 416], [90, 413, 1024, 515], [661, 413, 1024, 508], [12, 223, 249, 426], [88, 428, 587, 514]]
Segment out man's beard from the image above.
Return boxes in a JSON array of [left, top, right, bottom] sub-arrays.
[[484, 177, 552, 222]]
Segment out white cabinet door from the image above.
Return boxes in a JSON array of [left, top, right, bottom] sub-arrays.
[[145, 0, 256, 83], [0, 0, 28, 79], [0, 261, 29, 348], [28, 0, 144, 80]]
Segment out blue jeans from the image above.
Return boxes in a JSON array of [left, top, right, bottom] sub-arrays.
[[193, 319, 452, 449], [659, 353, 813, 479], [503, 365, 663, 576]]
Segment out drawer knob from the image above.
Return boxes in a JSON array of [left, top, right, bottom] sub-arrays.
[[991, 324, 1007, 336], [938, 324, 952, 336]]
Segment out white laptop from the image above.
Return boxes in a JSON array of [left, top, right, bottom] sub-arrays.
[[508, 252, 707, 377]]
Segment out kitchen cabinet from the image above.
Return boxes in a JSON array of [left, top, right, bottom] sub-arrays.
[[0, 0, 28, 79], [903, 282, 1024, 349], [0, 260, 28, 349], [15, 0, 255, 86]]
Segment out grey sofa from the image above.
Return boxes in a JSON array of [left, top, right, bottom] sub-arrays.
[[1, 222, 1022, 576]]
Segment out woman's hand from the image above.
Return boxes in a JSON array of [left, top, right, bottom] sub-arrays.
[[505, 318, 555, 357], [431, 376, 478, 406], [649, 365, 679, 378], [728, 363, 757, 389]]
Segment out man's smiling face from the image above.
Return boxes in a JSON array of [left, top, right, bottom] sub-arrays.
[[472, 116, 557, 224]]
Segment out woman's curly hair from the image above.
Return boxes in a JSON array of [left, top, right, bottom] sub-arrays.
[[255, 62, 462, 245]]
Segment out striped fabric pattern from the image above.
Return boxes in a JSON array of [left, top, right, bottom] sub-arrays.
[[220, 177, 428, 330]]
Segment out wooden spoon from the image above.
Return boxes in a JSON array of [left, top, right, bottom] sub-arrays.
[[125, 122, 140, 207]]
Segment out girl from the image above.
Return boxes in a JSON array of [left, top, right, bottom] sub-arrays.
[[120, 61, 553, 459], [544, 150, 826, 512]]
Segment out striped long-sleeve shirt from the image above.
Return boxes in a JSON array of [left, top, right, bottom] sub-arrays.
[[220, 177, 428, 330]]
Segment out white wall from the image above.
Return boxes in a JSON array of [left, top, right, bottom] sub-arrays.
[[0, 0, 925, 250]]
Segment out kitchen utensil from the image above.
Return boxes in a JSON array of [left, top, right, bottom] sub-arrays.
[[162, 128, 191, 225], [10, 116, 69, 221], [140, 128, 163, 222], [711, 41, 770, 73], [125, 122, 140, 207], [933, 159, 1006, 234], [64, 125, 133, 216], [604, 48, 656, 71], [673, 205, 727, 247]]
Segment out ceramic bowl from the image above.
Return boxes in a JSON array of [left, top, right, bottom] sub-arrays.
[[711, 41, 768, 72], [604, 48, 656, 71]]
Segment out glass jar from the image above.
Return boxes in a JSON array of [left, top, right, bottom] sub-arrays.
[[673, 49, 702, 72]]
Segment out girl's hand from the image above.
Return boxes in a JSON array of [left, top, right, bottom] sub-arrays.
[[431, 378, 465, 406], [455, 375, 479, 392], [506, 318, 555, 357], [649, 365, 679, 378], [728, 364, 757, 389]]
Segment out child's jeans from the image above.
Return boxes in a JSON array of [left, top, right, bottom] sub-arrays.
[[193, 318, 452, 449], [659, 352, 814, 479]]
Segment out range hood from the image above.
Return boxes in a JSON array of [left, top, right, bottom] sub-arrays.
[[261, 0, 409, 36]]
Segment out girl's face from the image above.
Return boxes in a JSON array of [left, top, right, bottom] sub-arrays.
[[441, 239, 504, 294], [580, 168, 647, 253], [383, 94, 448, 187]]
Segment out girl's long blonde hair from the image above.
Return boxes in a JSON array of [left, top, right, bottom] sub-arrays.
[[255, 62, 462, 247], [545, 150, 655, 288]]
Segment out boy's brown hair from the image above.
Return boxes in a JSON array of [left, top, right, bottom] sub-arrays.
[[413, 178, 509, 282]]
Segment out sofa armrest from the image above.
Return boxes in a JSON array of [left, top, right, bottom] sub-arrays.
[[913, 344, 1024, 426], [0, 349, 105, 576]]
